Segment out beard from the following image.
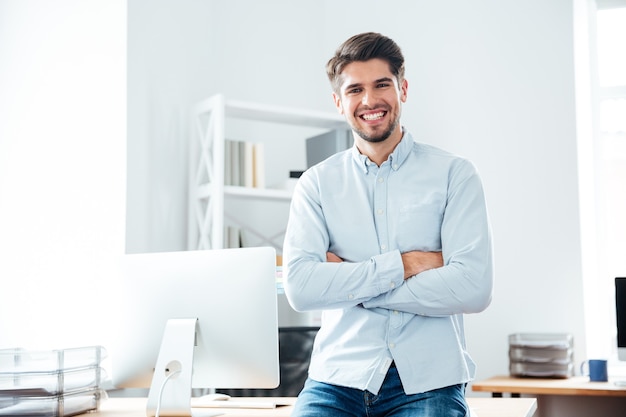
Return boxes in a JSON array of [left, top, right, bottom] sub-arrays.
[[351, 120, 399, 143], [349, 105, 402, 143]]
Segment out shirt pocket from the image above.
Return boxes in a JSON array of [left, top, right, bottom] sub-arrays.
[[395, 205, 443, 251]]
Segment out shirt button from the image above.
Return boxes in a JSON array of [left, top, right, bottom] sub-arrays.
[[393, 310, 399, 315], [378, 177, 384, 183], [390, 282, 396, 289], [348, 294, 354, 300], [389, 343, 396, 349], [376, 209, 384, 215], [393, 164, 399, 170], [380, 244, 387, 250]]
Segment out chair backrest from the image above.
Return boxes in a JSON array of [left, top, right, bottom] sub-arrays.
[[217, 326, 319, 397]]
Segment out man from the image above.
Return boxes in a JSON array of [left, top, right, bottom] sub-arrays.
[[283, 32, 493, 417]]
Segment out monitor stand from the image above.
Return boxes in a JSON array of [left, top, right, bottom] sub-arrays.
[[146, 318, 224, 417], [146, 318, 220, 417]]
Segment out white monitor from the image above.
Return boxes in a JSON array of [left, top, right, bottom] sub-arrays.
[[616, 277, 626, 361], [110, 247, 280, 416]]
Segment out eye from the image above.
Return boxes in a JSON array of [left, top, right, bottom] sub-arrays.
[[347, 88, 362, 95]]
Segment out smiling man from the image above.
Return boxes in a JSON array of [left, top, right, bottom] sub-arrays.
[[283, 32, 494, 417]]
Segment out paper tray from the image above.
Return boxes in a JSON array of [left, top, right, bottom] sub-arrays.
[[0, 366, 103, 396], [0, 389, 103, 417], [509, 361, 574, 378], [509, 346, 574, 364], [508, 333, 573, 350], [0, 346, 105, 373]]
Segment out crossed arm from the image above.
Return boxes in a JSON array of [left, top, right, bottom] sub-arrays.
[[327, 250, 443, 279]]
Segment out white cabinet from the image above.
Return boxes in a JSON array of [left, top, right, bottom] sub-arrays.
[[188, 94, 346, 253]]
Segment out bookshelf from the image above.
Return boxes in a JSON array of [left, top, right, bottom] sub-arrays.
[[188, 94, 346, 252]]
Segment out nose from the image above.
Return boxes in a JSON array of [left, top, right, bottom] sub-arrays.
[[361, 89, 375, 107]]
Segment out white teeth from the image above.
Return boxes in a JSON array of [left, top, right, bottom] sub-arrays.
[[362, 112, 385, 121]]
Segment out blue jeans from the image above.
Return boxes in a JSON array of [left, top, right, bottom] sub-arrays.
[[291, 366, 468, 417]]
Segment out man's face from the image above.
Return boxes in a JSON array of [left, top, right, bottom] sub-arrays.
[[332, 58, 408, 144]]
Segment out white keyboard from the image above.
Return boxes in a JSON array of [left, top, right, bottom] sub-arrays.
[[191, 397, 277, 409]]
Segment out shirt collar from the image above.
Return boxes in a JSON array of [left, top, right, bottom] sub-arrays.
[[390, 128, 413, 170], [351, 127, 413, 174]]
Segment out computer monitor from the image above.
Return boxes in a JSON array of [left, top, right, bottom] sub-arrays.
[[616, 277, 626, 361], [110, 247, 280, 416]]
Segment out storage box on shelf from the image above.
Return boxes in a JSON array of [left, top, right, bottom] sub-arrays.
[[508, 333, 574, 378], [0, 346, 106, 416]]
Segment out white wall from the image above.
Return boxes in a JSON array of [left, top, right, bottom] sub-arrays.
[[0, 0, 126, 349], [126, 0, 215, 254], [127, 0, 587, 387]]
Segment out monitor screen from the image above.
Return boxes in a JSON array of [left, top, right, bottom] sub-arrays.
[[617, 277, 626, 360], [109, 247, 279, 415]]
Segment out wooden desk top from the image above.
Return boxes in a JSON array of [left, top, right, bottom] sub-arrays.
[[467, 397, 537, 417], [92, 396, 537, 417], [472, 375, 626, 397], [95, 397, 295, 417]]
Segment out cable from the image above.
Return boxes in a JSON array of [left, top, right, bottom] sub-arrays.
[[154, 369, 182, 417]]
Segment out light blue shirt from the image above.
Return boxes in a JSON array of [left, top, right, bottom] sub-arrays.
[[283, 130, 494, 395]]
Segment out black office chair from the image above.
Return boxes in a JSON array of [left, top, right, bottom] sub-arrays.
[[217, 326, 319, 397]]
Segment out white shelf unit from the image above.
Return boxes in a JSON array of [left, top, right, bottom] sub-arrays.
[[189, 94, 346, 251]]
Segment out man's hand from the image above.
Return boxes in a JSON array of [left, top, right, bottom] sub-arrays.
[[326, 252, 343, 263], [401, 251, 443, 280]]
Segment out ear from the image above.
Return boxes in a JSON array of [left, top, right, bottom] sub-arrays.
[[332, 92, 344, 115], [400, 78, 408, 103]]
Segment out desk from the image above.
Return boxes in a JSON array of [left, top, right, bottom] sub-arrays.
[[91, 396, 537, 417], [472, 375, 626, 417], [472, 375, 626, 397]]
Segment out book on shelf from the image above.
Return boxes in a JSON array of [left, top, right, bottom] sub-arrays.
[[252, 142, 265, 188], [229, 140, 240, 187], [224, 225, 242, 248], [225, 139, 265, 188], [224, 139, 232, 186], [223, 226, 254, 249], [242, 141, 254, 188]]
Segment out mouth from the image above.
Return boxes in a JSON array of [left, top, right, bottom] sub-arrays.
[[359, 111, 387, 122]]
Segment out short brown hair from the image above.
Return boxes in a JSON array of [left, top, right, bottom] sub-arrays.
[[326, 32, 405, 93]]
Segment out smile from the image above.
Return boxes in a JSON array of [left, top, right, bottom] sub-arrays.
[[361, 111, 386, 121]]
